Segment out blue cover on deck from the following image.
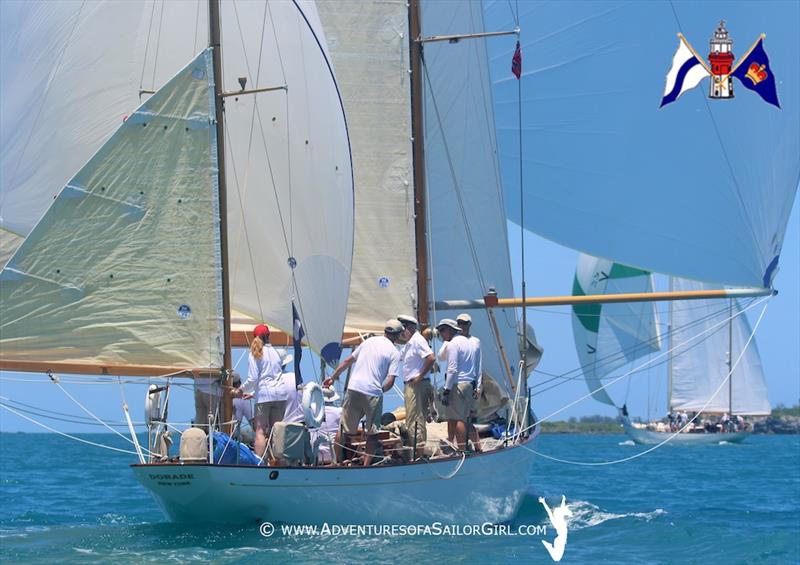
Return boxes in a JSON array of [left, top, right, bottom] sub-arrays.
[[212, 431, 260, 465]]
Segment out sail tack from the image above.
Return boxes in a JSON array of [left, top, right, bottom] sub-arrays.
[[487, 1, 800, 289], [0, 51, 224, 370], [669, 278, 770, 416], [571, 255, 662, 406]]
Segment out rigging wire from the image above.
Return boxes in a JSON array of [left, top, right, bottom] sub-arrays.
[[519, 298, 769, 466]]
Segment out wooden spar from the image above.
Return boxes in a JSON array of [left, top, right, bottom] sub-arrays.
[[408, 0, 430, 326], [209, 0, 234, 433], [435, 287, 775, 309], [0, 331, 373, 378], [418, 29, 519, 43]]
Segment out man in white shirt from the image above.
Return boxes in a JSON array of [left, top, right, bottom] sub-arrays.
[[324, 319, 402, 466], [277, 350, 304, 424], [231, 372, 254, 444], [437, 318, 478, 451], [397, 314, 435, 455], [457, 313, 482, 452]]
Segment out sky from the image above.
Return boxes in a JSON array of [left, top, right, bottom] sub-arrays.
[[1, 0, 799, 433]]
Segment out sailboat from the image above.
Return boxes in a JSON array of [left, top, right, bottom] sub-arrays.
[[0, 0, 536, 525], [571, 255, 771, 444], [1, 0, 798, 525]]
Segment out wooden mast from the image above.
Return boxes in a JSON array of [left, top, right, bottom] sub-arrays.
[[408, 0, 430, 326], [209, 0, 234, 433]]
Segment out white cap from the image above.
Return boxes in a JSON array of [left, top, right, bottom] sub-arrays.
[[397, 314, 419, 326], [456, 313, 472, 324], [436, 318, 460, 332], [321, 386, 340, 403], [384, 319, 403, 334]]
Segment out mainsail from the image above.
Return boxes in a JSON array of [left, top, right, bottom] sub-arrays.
[[486, 1, 800, 289], [571, 255, 661, 405], [669, 278, 770, 415], [0, 1, 354, 372]]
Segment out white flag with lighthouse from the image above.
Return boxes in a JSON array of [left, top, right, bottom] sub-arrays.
[[660, 21, 780, 109]]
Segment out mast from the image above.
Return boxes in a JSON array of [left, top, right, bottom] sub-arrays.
[[408, 0, 430, 326], [727, 298, 734, 416], [209, 0, 234, 432], [667, 277, 673, 412]]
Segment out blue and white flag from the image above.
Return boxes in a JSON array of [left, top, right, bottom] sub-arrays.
[[660, 37, 710, 108], [731, 37, 780, 108], [292, 302, 304, 386]]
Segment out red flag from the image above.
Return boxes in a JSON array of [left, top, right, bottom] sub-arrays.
[[511, 41, 522, 79]]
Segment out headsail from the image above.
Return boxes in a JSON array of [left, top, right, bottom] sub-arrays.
[[669, 278, 770, 415], [0, 51, 224, 370], [571, 255, 662, 406], [486, 1, 800, 288], [421, 0, 520, 396]]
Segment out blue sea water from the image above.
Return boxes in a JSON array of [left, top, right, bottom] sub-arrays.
[[1, 433, 798, 564]]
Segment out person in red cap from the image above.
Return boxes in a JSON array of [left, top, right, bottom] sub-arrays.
[[233, 324, 288, 461]]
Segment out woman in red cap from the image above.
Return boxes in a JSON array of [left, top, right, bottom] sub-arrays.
[[233, 324, 288, 461]]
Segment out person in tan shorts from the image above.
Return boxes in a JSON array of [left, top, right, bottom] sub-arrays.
[[397, 314, 435, 456], [325, 319, 402, 466], [437, 318, 477, 451]]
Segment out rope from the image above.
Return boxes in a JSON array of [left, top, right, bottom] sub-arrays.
[[516, 300, 769, 466], [432, 451, 466, 479], [0, 403, 141, 456]]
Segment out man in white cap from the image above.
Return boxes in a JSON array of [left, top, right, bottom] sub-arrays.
[[457, 313, 482, 452], [397, 314, 435, 454], [437, 318, 478, 451], [324, 319, 402, 466]]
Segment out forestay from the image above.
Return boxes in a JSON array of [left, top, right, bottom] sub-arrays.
[[571, 255, 661, 406], [669, 278, 770, 416], [0, 51, 224, 369], [422, 0, 520, 396], [486, 1, 800, 289]]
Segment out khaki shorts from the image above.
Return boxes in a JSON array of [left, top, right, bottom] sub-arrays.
[[341, 390, 383, 435], [255, 400, 287, 430], [444, 382, 474, 423]]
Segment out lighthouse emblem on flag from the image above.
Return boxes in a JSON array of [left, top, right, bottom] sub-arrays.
[[660, 21, 780, 108]]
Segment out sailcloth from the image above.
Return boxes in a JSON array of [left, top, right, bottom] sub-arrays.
[[0, 50, 224, 370], [486, 0, 800, 289], [669, 278, 770, 415], [571, 255, 661, 406], [422, 0, 520, 397]]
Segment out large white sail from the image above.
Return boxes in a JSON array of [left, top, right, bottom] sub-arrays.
[[0, 50, 224, 370], [221, 0, 353, 362], [0, 1, 354, 367], [316, 0, 417, 333], [571, 255, 661, 406], [0, 0, 206, 266], [486, 1, 799, 289], [669, 278, 770, 415], [421, 0, 520, 396]]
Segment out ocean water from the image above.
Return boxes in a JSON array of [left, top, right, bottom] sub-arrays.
[[1, 433, 798, 564]]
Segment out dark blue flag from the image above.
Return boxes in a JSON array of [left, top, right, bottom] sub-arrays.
[[731, 37, 780, 108], [292, 302, 304, 386]]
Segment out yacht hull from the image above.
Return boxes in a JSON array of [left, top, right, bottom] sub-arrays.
[[132, 436, 537, 525], [621, 416, 748, 445]]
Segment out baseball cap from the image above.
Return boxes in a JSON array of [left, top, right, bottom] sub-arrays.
[[436, 318, 460, 332], [253, 324, 270, 339], [384, 319, 404, 334], [456, 313, 472, 324], [397, 314, 419, 326]]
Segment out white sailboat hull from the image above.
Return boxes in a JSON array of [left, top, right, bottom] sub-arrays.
[[132, 437, 536, 525], [621, 417, 748, 445]]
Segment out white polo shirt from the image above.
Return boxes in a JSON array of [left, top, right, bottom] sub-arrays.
[[241, 345, 287, 403], [444, 334, 478, 390], [467, 335, 483, 389], [346, 336, 401, 397], [400, 331, 433, 382], [281, 371, 304, 423]]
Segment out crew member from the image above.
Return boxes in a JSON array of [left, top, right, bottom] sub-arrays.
[[233, 324, 287, 460], [278, 350, 304, 424], [437, 318, 476, 451], [324, 319, 402, 466], [398, 314, 435, 454], [457, 313, 482, 452]]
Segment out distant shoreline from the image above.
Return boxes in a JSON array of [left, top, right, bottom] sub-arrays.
[[538, 413, 800, 435]]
